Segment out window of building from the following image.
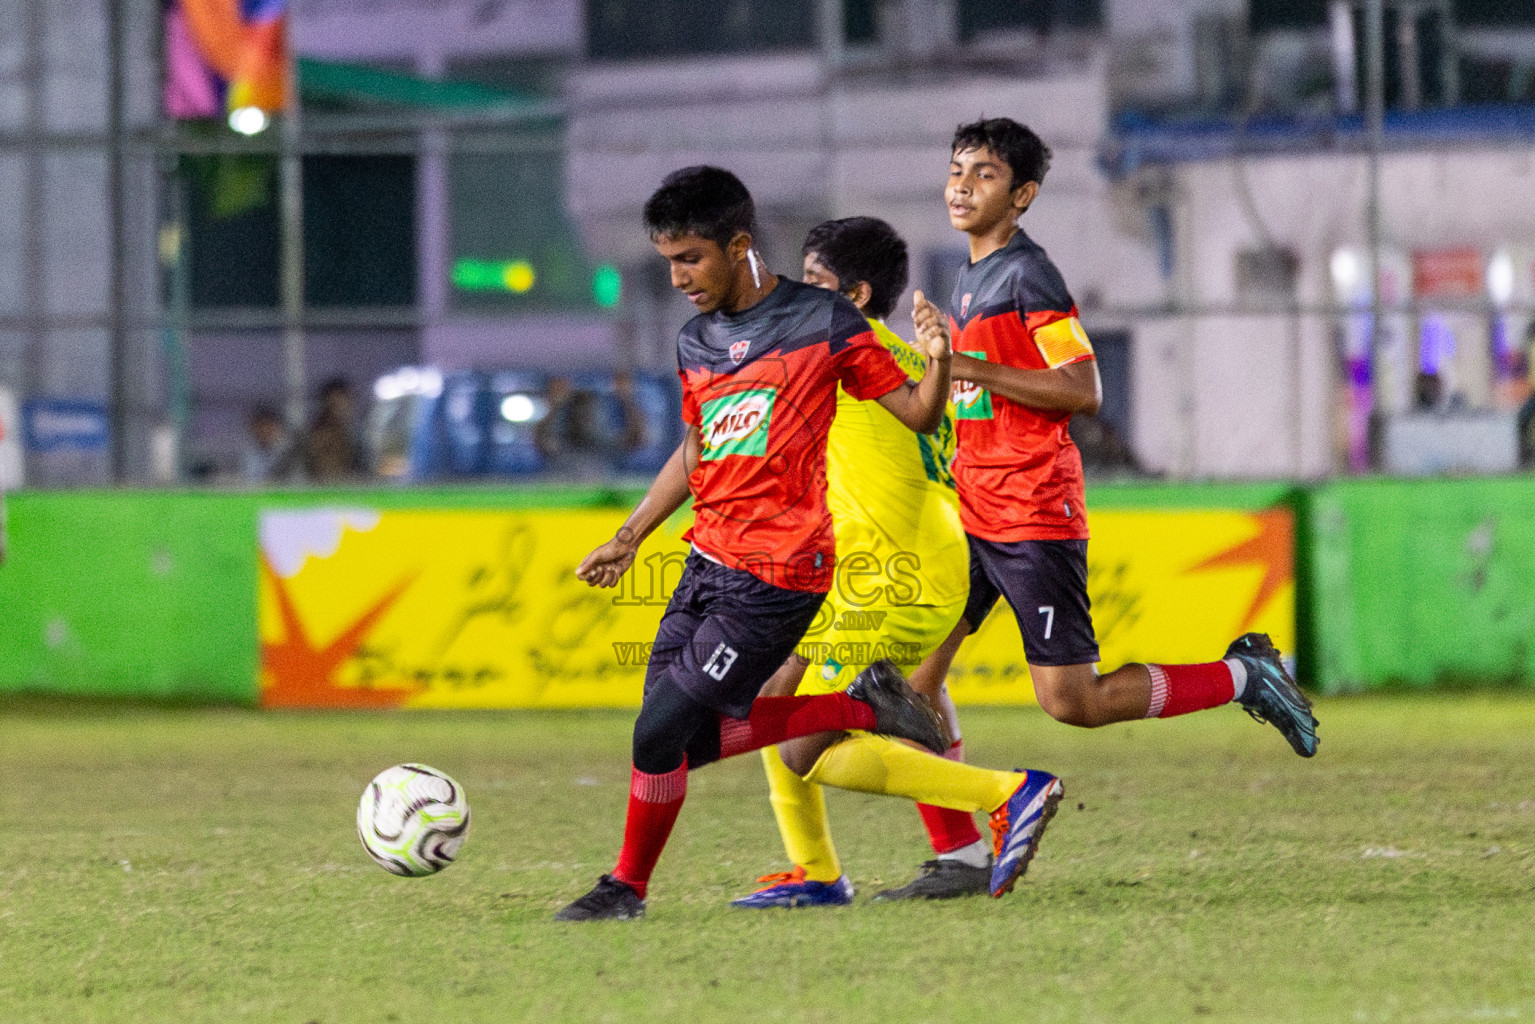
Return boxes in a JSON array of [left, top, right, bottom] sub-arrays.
[[181, 153, 416, 310], [1252, 0, 1535, 32], [183, 154, 280, 309], [586, 0, 817, 60], [844, 0, 880, 44], [958, 0, 1102, 42], [305, 155, 417, 308], [449, 146, 607, 313]]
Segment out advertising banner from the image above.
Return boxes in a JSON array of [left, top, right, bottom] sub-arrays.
[[258, 505, 1294, 709]]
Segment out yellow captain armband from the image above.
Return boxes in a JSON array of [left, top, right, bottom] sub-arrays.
[[1033, 315, 1094, 369]]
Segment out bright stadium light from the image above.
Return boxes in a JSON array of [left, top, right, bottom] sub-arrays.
[[375, 366, 445, 402], [374, 373, 404, 402], [228, 106, 270, 136], [1330, 248, 1361, 299], [1488, 250, 1515, 308], [503, 260, 536, 294], [501, 394, 537, 422], [418, 367, 443, 399]]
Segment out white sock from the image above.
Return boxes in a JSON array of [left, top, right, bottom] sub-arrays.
[[937, 838, 990, 869], [1225, 658, 1248, 701]]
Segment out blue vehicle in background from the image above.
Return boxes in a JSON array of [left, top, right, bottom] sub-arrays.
[[369, 367, 682, 482]]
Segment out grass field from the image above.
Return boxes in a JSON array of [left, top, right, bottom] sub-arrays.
[[2, 694, 1533, 1024]]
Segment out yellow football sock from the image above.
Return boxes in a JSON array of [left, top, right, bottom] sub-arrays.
[[761, 746, 842, 882], [804, 732, 1019, 814]]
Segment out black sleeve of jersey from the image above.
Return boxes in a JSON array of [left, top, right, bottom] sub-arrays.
[[948, 260, 968, 322], [1010, 250, 1076, 316], [826, 291, 874, 354], [675, 314, 708, 371]]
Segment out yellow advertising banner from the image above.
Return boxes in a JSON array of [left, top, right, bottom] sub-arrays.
[[258, 506, 1293, 709]]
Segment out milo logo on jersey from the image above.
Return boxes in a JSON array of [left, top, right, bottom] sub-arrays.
[[952, 351, 993, 420], [700, 386, 778, 460]]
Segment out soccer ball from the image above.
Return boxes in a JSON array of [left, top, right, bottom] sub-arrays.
[[356, 763, 470, 877]]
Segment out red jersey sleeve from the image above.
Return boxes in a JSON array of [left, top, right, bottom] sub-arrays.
[[837, 332, 908, 401], [830, 301, 907, 401]]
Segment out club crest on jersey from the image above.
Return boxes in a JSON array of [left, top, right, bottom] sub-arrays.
[[699, 386, 777, 460], [729, 339, 750, 365], [960, 292, 972, 318]]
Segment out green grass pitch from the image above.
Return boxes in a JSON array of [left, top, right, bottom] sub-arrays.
[[2, 694, 1533, 1023]]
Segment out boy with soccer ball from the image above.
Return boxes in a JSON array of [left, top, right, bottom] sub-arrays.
[[557, 167, 965, 921]]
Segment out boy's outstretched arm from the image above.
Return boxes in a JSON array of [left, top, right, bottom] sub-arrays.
[[951, 353, 1101, 415], [576, 425, 699, 588], [874, 290, 953, 434]]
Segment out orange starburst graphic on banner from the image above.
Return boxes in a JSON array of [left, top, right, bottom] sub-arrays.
[[1185, 507, 1293, 633], [260, 558, 420, 708]]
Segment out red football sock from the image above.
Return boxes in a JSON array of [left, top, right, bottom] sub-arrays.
[[611, 761, 688, 899], [1146, 661, 1236, 718], [917, 741, 984, 854], [716, 693, 877, 760]]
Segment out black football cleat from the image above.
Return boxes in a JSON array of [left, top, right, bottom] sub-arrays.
[[553, 875, 646, 921], [870, 858, 991, 901], [845, 659, 948, 754], [1227, 633, 1319, 757]]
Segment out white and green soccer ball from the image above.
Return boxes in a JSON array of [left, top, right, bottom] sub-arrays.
[[357, 764, 470, 877]]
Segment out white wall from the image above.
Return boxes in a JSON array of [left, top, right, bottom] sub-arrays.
[[293, 0, 580, 66], [565, 54, 1120, 361], [1127, 146, 1535, 479]]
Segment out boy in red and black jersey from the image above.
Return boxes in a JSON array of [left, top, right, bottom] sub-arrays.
[[674, 273, 907, 593], [886, 120, 1320, 894], [555, 166, 957, 921]]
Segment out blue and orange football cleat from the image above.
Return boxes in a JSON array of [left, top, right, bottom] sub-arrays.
[[729, 866, 854, 909], [988, 770, 1064, 898]]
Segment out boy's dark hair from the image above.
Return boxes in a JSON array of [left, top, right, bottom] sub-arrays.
[[951, 117, 1052, 190], [802, 216, 909, 321], [642, 165, 756, 252]]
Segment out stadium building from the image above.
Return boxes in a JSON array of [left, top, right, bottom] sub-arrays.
[[2, 0, 1534, 479]]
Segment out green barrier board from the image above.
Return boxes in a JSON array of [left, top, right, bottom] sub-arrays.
[[15, 476, 1527, 703], [1303, 477, 1535, 693], [0, 486, 636, 703]]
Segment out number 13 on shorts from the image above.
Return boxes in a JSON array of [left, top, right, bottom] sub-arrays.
[[703, 642, 738, 680], [1038, 605, 1055, 640]]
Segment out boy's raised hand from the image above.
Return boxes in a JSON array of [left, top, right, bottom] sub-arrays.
[[912, 290, 952, 363]]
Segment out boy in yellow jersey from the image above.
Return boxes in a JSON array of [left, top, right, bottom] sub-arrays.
[[731, 217, 1062, 907]]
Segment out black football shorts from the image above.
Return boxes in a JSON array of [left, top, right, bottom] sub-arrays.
[[644, 552, 826, 719], [960, 535, 1100, 668]]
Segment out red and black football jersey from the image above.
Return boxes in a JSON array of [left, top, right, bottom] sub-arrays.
[[677, 278, 909, 592], [948, 229, 1096, 543]]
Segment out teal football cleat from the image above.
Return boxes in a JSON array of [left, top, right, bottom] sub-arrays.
[[1227, 632, 1319, 757]]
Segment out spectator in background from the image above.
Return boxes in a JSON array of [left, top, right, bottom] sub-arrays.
[[300, 377, 367, 482], [540, 387, 615, 481], [1069, 413, 1144, 478], [612, 370, 648, 454], [1414, 371, 1445, 412], [535, 375, 575, 462], [242, 404, 292, 483]]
